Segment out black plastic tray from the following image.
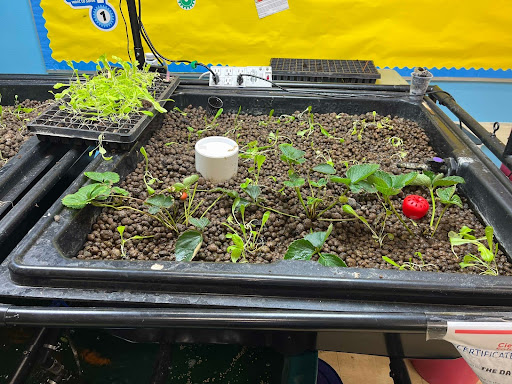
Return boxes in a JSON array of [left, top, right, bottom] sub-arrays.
[[27, 76, 179, 147], [0, 82, 91, 260], [7, 86, 512, 308], [270, 58, 381, 83]]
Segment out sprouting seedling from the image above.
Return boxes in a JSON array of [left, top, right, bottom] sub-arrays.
[[204, 107, 223, 130], [11, 95, 35, 121], [117, 225, 154, 258], [382, 252, 437, 271], [410, 171, 465, 229], [223, 200, 271, 263], [351, 118, 367, 141], [297, 106, 324, 137], [343, 204, 393, 247], [388, 136, 403, 147], [186, 126, 195, 145], [140, 146, 161, 195], [449, 225, 499, 276], [52, 55, 167, 122], [89, 134, 112, 161], [225, 106, 243, 138], [284, 224, 346, 267], [431, 186, 462, 237], [173, 106, 187, 116], [259, 109, 275, 127]]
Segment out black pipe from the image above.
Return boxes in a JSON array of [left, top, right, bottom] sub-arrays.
[[1, 306, 426, 332], [8, 328, 48, 384], [430, 85, 512, 169], [125, 0, 144, 68], [385, 334, 412, 384]]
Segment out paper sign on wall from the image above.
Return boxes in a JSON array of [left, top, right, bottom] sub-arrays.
[[254, 0, 289, 18], [64, 0, 118, 31], [442, 322, 512, 384]]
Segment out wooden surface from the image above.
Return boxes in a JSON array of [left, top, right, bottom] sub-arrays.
[[318, 351, 483, 384]]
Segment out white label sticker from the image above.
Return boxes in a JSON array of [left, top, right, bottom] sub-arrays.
[[254, 0, 289, 19], [444, 322, 512, 384]]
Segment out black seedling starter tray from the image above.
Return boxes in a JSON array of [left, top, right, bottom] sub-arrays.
[[270, 58, 381, 83], [27, 76, 179, 148], [7, 86, 512, 308]]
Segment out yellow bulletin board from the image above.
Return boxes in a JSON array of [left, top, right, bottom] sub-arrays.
[[32, 0, 512, 76]]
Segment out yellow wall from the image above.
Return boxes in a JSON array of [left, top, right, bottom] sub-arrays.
[[42, 0, 512, 70]]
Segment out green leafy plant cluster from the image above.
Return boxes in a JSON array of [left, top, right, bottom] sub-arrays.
[[53, 55, 167, 122], [383, 251, 437, 271], [449, 226, 499, 275]]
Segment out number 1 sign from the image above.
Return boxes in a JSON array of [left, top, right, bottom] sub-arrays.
[[64, 0, 118, 31]]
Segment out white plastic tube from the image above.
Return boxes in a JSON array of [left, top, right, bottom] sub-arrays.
[[195, 136, 239, 183]]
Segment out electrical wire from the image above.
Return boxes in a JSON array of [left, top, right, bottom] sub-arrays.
[[118, 0, 132, 62], [135, 0, 218, 83]]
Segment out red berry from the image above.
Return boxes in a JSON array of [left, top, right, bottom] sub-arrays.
[[180, 192, 188, 201], [402, 195, 429, 220]]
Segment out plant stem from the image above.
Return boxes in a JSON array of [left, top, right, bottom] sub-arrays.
[[295, 187, 309, 218], [256, 204, 299, 219], [429, 187, 436, 228], [316, 200, 340, 219], [431, 205, 449, 238], [386, 197, 414, 236]]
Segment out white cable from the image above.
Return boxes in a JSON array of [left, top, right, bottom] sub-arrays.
[[198, 72, 211, 80]]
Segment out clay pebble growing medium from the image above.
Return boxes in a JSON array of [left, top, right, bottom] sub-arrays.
[[0, 99, 49, 166], [77, 106, 512, 275]]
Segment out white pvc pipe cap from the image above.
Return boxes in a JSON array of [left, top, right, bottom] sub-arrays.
[[195, 136, 239, 183]]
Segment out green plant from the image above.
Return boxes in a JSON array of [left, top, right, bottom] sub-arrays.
[[342, 204, 393, 247], [140, 147, 161, 195], [431, 186, 462, 237], [284, 224, 346, 267], [449, 225, 499, 276], [203, 107, 223, 131], [11, 95, 34, 121], [53, 55, 167, 122], [89, 134, 112, 161], [382, 252, 437, 271], [351, 118, 366, 140], [173, 106, 187, 116], [259, 109, 275, 127], [223, 199, 271, 263], [117, 225, 154, 258], [174, 217, 210, 262], [410, 171, 465, 229], [297, 106, 323, 137]]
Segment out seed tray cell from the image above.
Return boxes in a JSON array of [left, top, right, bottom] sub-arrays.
[[270, 58, 380, 83], [27, 76, 179, 147]]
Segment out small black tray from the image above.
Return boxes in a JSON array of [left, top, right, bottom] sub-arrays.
[[270, 58, 381, 83], [27, 76, 179, 147]]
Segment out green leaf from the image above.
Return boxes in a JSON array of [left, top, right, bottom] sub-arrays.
[[148, 206, 160, 215], [244, 185, 261, 201], [318, 253, 347, 267], [313, 163, 336, 175], [146, 194, 174, 208], [284, 239, 316, 261], [304, 224, 332, 250], [211, 187, 239, 199], [346, 164, 380, 183], [485, 226, 494, 250], [478, 244, 494, 262], [310, 178, 328, 188], [84, 171, 120, 184], [140, 146, 148, 161], [342, 204, 357, 217], [306, 196, 322, 206], [183, 174, 199, 187], [255, 154, 266, 170], [117, 226, 125, 237], [330, 176, 351, 185], [88, 184, 111, 200], [189, 217, 210, 231], [410, 173, 432, 188], [450, 194, 462, 208], [392, 172, 417, 189], [433, 176, 465, 188], [261, 211, 271, 228], [175, 230, 203, 262], [351, 180, 377, 194], [111, 186, 129, 196], [62, 192, 88, 209], [436, 186, 456, 203], [279, 143, 305, 164], [382, 256, 401, 268], [284, 173, 305, 188]]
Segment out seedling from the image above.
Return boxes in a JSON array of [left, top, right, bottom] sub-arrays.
[[89, 134, 112, 161], [431, 186, 462, 237], [174, 217, 210, 262], [223, 199, 271, 263], [117, 225, 154, 258], [382, 252, 436, 271], [410, 171, 465, 229], [449, 225, 499, 276], [342, 204, 393, 247], [53, 55, 167, 122], [140, 147, 161, 195], [173, 106, 187, 116], [12, 95, 34, 121], [284, 224, 346, 267], [296, 106, 323, 137], [351, 119, 367, 140], [203, 107, 223, 131], [259, 109, 275, 127]]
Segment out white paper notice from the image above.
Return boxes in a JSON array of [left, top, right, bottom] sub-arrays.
[[444, 322, 512, 384], [254, 0, 289, 19]]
